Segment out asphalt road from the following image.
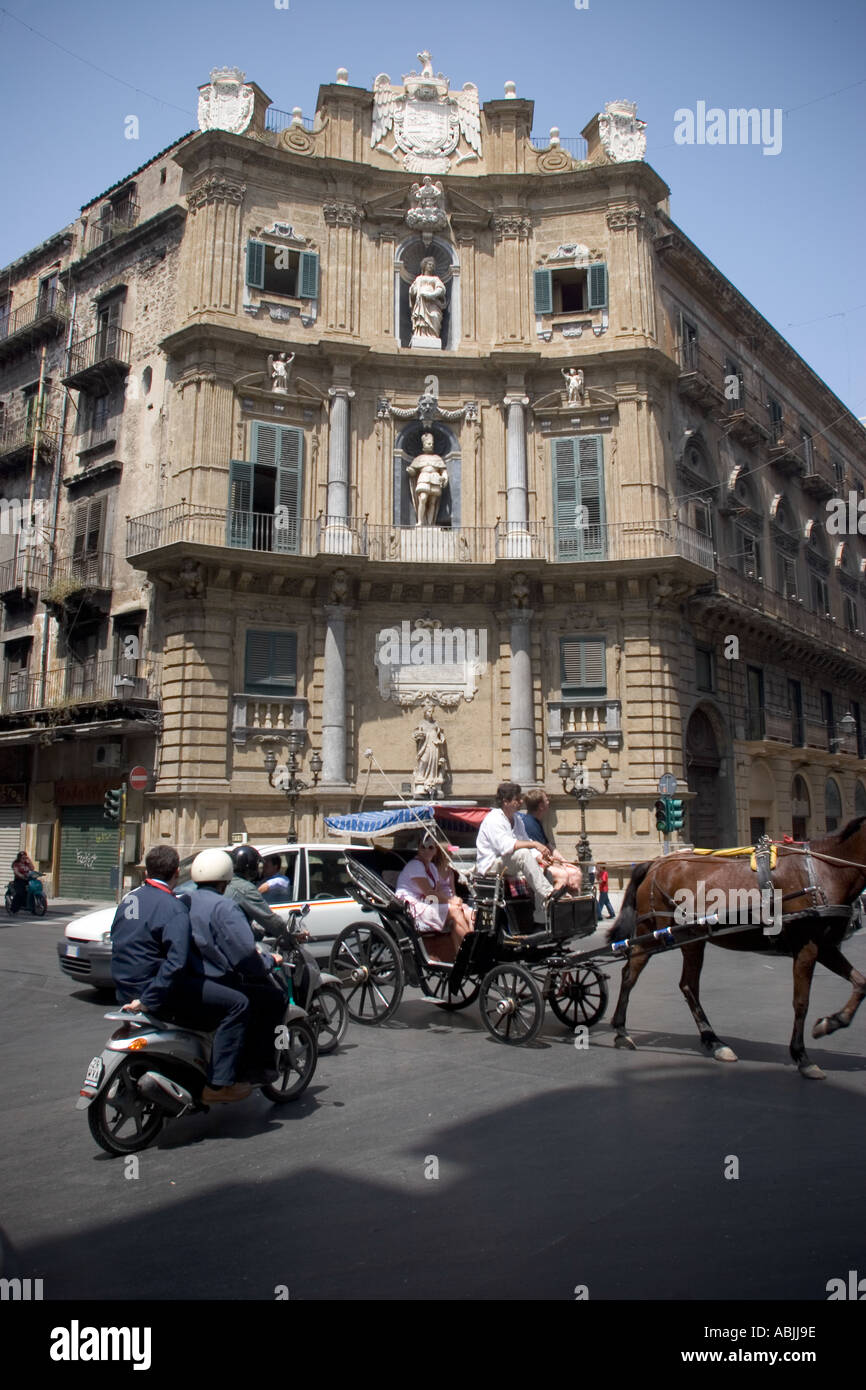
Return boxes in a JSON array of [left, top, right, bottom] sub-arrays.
[[2, 907, 865, 1304]]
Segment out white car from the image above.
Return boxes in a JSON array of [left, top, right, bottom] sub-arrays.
[[57, 842, 406, 992]]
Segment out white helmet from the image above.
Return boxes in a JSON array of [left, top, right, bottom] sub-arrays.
[[190, 849, 234, 884]]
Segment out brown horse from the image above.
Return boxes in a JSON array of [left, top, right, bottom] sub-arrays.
[[609, 818, 866, 1078]]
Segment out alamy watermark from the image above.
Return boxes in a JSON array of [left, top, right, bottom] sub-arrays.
[[376, 620, 488, 670], [673, 883, 783, 934], [0, 497, 48, 549], [827, 492, 866, 535], [674, 103, 783, 156]]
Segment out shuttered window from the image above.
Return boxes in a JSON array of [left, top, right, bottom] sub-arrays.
[[298, 250, 319, 299], [246, 241, 319, 300], [73, 495, 105, 557], [560, 638, 606, 697], [533, 269, 553, 315], [534, 262, 607, 314], [246, 240, 266, 289], [226, 424, 304, 552], [244, 630, 297, 696], [552, 435, 605, 560], [588, 261, 608, 309]]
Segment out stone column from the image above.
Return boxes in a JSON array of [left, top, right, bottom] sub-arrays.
[[322, 201, 364, 335], [510, 606, 535, 784], [606, 204, 657, 343], [326, 386, 354, 520], [493, 214, 532, 344], [503, 393, 531, 557], [321, 603, 349, 785], [183, 173, 246, 319]]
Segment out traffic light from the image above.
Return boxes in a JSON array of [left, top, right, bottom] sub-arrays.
[[669, 798, 685, 832], [103, 788, 122, 822], [654, 799, 670, 833]]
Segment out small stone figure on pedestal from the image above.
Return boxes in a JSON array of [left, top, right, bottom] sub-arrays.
[[268, 352, 295, 392], [406, 432, 448, 526], [413, 701, 447, 798], [562, 366, 585, 404], [409, 258, 446, 349]]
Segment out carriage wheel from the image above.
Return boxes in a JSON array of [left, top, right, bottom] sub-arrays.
[[548, 965, 609, 1030], [426, 968, 482, 1012], [479, 965, 544, 1045], [329, 922, 404, 1025]]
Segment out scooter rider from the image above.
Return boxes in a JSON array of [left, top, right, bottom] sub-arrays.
[[110, 845, 253, 1105], [187, 849, 288, 1086], [225, 845, 289, 940]]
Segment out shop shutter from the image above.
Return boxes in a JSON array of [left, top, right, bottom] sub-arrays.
[[59, 806, 117, 898], [0, 808, 23, 885]]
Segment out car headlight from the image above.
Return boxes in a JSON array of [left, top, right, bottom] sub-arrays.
[[101, 931, 112, 944]]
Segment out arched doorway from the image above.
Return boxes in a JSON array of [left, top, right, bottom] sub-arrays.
[[792, 774, 811, 840], [686, 707, 722, 848]]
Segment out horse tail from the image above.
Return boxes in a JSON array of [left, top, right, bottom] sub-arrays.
[[611, 861, 653, 940]]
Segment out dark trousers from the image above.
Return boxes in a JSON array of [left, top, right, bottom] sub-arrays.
[[10, 877, 28, 910], [161, 976, 249, 1087], [596, 892, 616, 920], [232, 975, 288, 1077]]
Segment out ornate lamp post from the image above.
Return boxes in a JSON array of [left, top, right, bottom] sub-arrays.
[[262, 733, 322, 843], [830, 711, 857, 753], [556, 742, 612, 865]]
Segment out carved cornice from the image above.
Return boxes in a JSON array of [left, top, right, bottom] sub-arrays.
[[186, 176, 246, 211], [493, 214, 532, 241], [323, 200, 365, 228], [606, 205, 645, 232]]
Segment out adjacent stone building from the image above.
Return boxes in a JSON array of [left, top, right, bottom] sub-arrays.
[[1, 54, 864, 895]]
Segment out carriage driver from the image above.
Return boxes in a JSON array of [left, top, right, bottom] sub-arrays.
[[475, 782, 558, 926]]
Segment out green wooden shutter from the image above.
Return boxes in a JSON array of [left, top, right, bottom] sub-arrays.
[[298, 250, 319, 299], [72, 502, 89, 558], [252, 422, 304, 553], [560, 638, 606, 696], [553, 437, 580, 560], [244, 630, 297, 695], [246, 240, 266, 289], [227, 459, 253, 548], [588, 262, 608, 309], [534, 269, 553, 316], [578, 435, 606, 558]]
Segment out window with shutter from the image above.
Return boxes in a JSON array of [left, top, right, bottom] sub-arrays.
[[588, 262, 608, 310], [244, 630, 297, 696], [251, 422, 303, 553], [298, 250, 319, 300], [552, 435, 605, 560], [560, 637, 606, 697], [533, 269, 553, 316], [227, 460, 253, 548], [246, 240, 266, 289]]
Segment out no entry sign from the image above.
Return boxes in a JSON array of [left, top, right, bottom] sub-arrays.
[[129, 766, 149, 791]]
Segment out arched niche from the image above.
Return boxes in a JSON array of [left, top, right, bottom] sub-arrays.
[[393, 419, 461, 528], [791, 773, 811, 840], [395, 237, 460, 350]]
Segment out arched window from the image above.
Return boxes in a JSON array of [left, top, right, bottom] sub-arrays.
[[825, 777, 842, 833], [805, 519, 831, 617], [394, 238, 459, 349], [771, 494, 800, 599]]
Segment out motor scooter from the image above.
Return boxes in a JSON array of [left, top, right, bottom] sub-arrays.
[[79, 990, 317, 1155], [263, 903, 349, 1055], [5, 873, 47, 916]]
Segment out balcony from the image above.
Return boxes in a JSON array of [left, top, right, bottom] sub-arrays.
[[63, 328, 132, 392], [766, 416, 802, 473], [722, 393, 770, 450], [0, 412, 60, 468], [801, 447, 837, 502], [547, 699, 623, 754], [83, 201, 140, 256], [0, 658, 160, 717], [677, 342, 725, 411], [0, 286, 68, 360], [232, 694, 308, 748], [0, 551, 50, 600], [43, 551, 114, 608]]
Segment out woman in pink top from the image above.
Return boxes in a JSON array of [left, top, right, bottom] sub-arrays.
[[396, 838, 473, 956]]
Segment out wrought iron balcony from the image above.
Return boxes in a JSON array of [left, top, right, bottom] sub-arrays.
[[0, 550, 50, 599], [0, 286, 68, 359], [529, 133, 589, 160], [0, 657, 160, 717], [677, 342, 725, 410], [83, 201, 140, 255], [43, 551, 114, 605], [547, 699, 623, 754], [0, 412, 60, 466], [801, 447, 837, 502], [696, 566, 866, 670], [63, 328, 132, 391]]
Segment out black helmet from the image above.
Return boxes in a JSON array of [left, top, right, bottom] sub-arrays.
[[230, 844, 263, 880]]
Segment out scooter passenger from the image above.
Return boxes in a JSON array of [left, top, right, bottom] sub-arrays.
[[110, 845, 254, 1105], [225, 845, 288, 940], [187, 849, 288, 1087]]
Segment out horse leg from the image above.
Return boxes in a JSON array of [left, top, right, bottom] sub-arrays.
[[610, 944, 653, 1050], [678, 941, 737, 1062], [790, 941, 824, 1079], [811, 943, 866, 1039]]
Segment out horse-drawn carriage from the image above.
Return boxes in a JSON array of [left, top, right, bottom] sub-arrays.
[[328, 854, 610, 1045]]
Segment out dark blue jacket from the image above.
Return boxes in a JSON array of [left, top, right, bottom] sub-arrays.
[[520, 812, 549, 847], [188, 888, 275, 981], [110, 882, 195, 1011]]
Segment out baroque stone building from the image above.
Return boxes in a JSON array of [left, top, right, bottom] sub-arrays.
[[0, 55, 864, 895]]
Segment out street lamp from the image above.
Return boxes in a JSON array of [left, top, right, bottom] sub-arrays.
[[829, 711, 857, 753], [262, 733, 322, 843], [556, 741, 612, 864]]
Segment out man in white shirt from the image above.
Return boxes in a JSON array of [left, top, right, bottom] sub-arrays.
[[476, 782, 557, 924]]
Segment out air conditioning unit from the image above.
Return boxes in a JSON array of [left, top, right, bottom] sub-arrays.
[[94, 743, 121, 768]]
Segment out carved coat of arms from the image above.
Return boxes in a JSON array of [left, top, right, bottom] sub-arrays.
[[598, 100, 647, 163], [372, 51, 481, 173], [198, 67, 255, 134]]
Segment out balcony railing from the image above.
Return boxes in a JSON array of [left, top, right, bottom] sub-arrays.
[[0, 551, 50, 596], [264, 107, 316, 134], [45, 550, 114, 597], [0, 658, 160, 716], [127, 505, 717, 572], [547, 699, 623, 754], [677, 342, 726, 409], [801, 446, 837, 501], [0, 412, 59, 463], [0, 286, 68, 346], [711, 566, 866, 663], [232, 694, 308, 748], [84, 201, 140, 254], [65, 327, 132, 386], [530, 133, 588, 160]]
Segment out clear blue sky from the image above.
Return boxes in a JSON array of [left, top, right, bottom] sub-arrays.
[[1, 0, 863, 418]]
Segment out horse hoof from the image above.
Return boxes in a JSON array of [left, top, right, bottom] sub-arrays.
[[614, 1033, 637, 1051], [799, 1063, 826, 1080], [811, 1017, 834, 1039], [713, 1045, 738, 1062]]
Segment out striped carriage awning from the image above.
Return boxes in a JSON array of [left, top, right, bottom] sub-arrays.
[[324, 805, 437, 839]]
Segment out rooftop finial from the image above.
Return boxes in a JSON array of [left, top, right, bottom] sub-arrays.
[[336, 67, 349, 84], [504, 80, 517, 98]]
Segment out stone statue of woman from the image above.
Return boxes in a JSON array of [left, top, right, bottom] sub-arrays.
[[413, 702, 446, 797], [409, 257, 446, 346]]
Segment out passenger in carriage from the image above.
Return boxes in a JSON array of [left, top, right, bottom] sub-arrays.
[[475, 782, 559, 925], [517, 790, 583, 894], [395, 836, 474, 959]]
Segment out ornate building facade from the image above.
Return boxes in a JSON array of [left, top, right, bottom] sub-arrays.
[[1, 55, 864, 893]]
